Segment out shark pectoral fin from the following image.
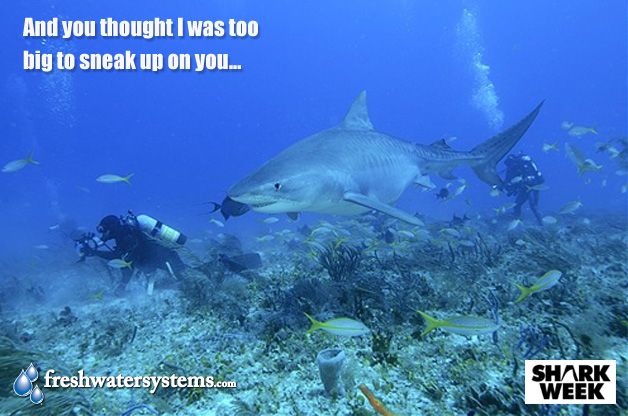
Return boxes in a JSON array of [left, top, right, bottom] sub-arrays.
[[414, 175, 436, 189], [343, 192, 423, 226]]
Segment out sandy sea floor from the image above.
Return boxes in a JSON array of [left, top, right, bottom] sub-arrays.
[[1, 213, 626, 415]]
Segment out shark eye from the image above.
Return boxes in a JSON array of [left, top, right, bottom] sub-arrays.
[[274, 182, 281, 191]]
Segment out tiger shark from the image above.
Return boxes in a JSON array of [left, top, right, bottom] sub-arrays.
[[227, 92, 542, 225]]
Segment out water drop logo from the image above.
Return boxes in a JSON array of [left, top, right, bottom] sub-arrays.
[[13, 370, 32, 397], [13, 363, 44, 405], [25, 362, 39, 382], [30, 385, 45, 405]]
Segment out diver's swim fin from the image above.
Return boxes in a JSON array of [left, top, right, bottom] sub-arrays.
[[343, 192, 423, 226]]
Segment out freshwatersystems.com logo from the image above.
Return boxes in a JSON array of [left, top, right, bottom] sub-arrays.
[[525, 360, 616, 405], [13, 363, 237, 406]]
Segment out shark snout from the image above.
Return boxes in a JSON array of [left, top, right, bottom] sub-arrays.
[[228, 176, 314, 214], [227, 181, 278, 208]]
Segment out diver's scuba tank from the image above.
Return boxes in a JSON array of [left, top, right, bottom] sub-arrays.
[[131, 212, 187, 245]]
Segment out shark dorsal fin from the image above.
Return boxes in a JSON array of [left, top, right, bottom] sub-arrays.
[[341, 91, 374, 131], [430, 139, 452, 150]]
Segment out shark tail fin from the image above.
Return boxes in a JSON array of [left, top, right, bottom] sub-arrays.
[[470, 101, 544, 186]]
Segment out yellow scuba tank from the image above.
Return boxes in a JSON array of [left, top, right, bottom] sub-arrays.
[[135, 214, 187, 245]]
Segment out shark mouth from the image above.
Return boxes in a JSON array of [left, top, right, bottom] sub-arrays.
[[250, 201, 276, 208]]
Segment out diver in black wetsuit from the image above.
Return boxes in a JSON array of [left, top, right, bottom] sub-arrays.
[[78, 214, 186, 292], [502, 153, 544, 224]]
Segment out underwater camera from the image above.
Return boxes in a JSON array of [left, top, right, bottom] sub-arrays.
[[73, 232, 104, 259]]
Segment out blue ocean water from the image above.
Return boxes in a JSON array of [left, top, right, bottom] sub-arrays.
[[1, 1, 626, 256], [0, 1, 626, 415]]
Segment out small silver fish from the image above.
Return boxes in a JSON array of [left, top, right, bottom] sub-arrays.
[[96, 173, 134, 184], [515, 270, 562, 302], [209, 218, 225, 227], [507, 219, 523, 231], [607, 146, 621, 158], [418, 311, 499, 337], [560, 121, 574, 130], [414, 229, 431, 240], [108, 258, 133, 269], [582, 159, 603, 172], [305, 313, 370, 337], [494, 203, 516, 216], [559, 200, 583, 214], [310, 226, 335, 236], [527, 184, 549, 192], [440, 228, 461, 238], [256, 235, 274, 242], [489, 187, 500, 197], [453, 183, 467, 197], [568, 125, 597, 137], [541, 216, 557, 225], [2, 154, 39, 173], [262, 217, 279, 224], [396, 230, 415, 239]]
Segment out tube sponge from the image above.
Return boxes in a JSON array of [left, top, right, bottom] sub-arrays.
[[316, 348, 346, 397]]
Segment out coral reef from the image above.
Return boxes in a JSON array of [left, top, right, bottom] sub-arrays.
[[0, 213, 625, 415]]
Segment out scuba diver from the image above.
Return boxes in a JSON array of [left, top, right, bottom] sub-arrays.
[[75, 211, 187, 293], [501, 153, 544, 224]]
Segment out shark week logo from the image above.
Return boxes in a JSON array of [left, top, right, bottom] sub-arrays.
[[525, 360, 616, 405]]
